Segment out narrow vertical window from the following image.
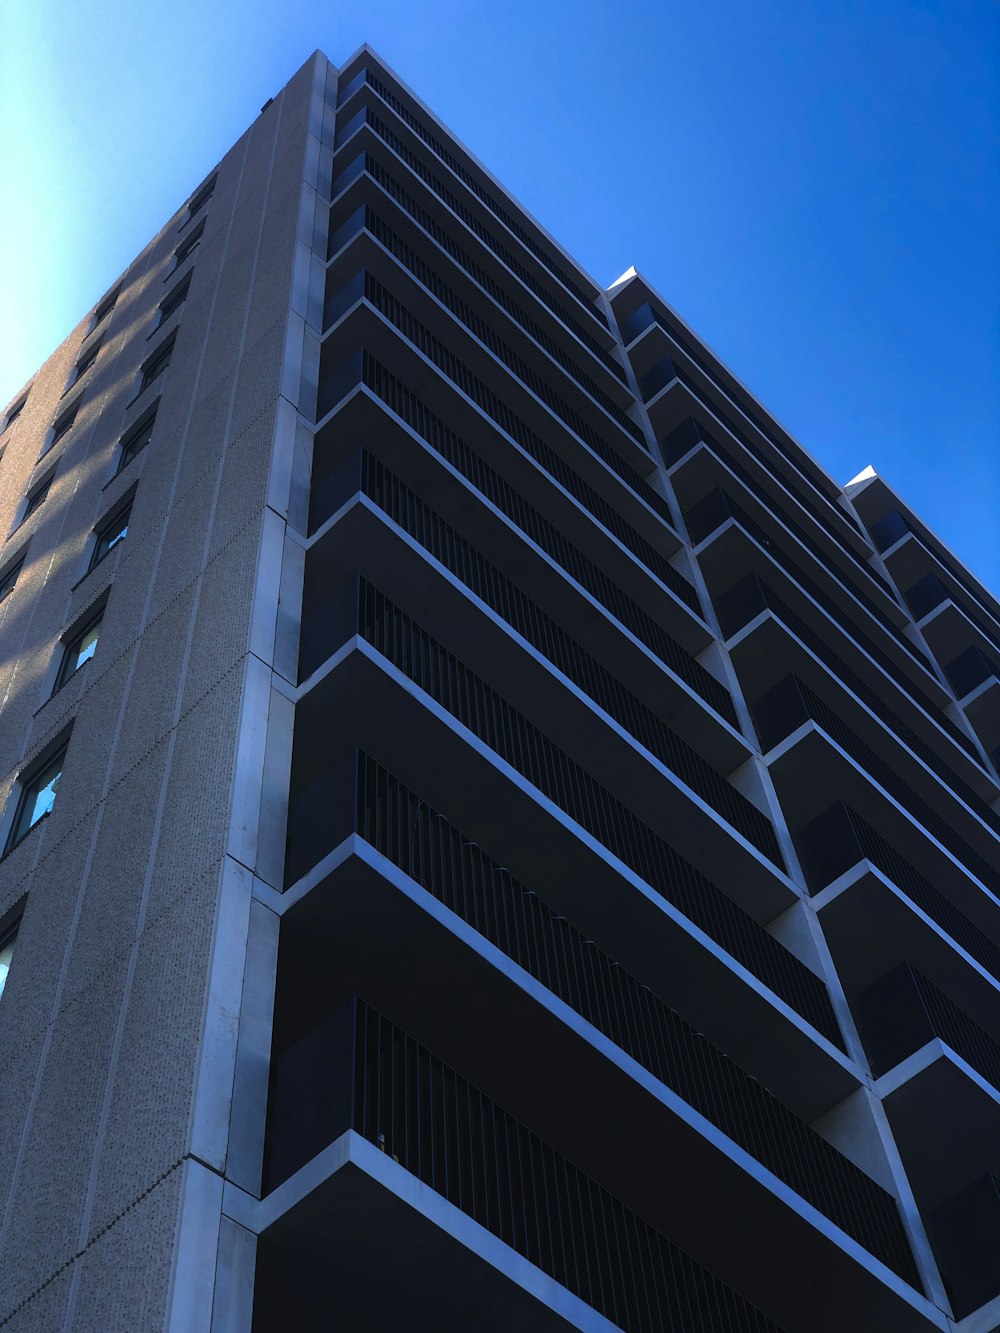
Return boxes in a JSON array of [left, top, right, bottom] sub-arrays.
[[8, 747, 66, 850], [0, 921, 18, 999]]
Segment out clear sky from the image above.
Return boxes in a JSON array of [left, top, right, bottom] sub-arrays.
[[2, 0, 997, 589]]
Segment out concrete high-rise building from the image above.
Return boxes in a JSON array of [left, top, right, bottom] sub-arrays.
[[0, 45, 997, 1333]]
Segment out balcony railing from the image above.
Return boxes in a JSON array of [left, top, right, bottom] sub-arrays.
[[336, 451, 778, 861], [338, 203, 642, 442], [315, 352, 736, 724], [946, 645, 999, 699], [855, 962, 1000, 1093], [904, 572, 950, 621], [267, 997, 785, 1333], [718, 574, 995, 819], [348, 271, 680, 542], [334, 217, 643, 449], [291, 578, 842, 1045], [352, 753, 918, 1282], [664, 414, 896, 604], [621, 302, 868, 546], [754, 676, 1000, 898], [927, 1174, 1000, 1318], [333, 125, 623, 379], [317, 326, 691, 609], [352, 67, 610, 326], [687, 486, 931, 674], [796, 802, 1000, 988], [872, 509, 1000, 640]]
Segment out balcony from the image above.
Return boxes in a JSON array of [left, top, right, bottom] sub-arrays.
[[798, 804, 1000, 1047], [718, 573, 996, 808], [664, 415, 901, 627], [754, 675, 1000, 907], [267, 760, 917, 1300], [314, 336, 710, 657], [926, 1174, 1000, 1318], [316, 298, 702, 635], [339, 68, 614, 339], [328, 195, 639, 432], [284, 602, 853, 1113], [855, 965, 1000, 1224], [724, 597, 1000, 853], [688, 486, 939, 693], [254, 1000, 793, 1333], [329, 116, 623, 390], [616, 301, 870, 560], [919, 596, 1000, 684], [322, 234, 649, 491], [306, 397, 741, 772], [324, 208, 647, 458], [872, 510, 1000, 645], [302, 463, 784, 885], [947, 647, 1000, 757]]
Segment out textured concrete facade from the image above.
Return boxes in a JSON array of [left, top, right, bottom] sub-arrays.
[[1, 45, 998, 1333], [0, 51, 321, 1330]]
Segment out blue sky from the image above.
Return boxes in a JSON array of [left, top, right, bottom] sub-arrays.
[[2, 0, 997, 588]]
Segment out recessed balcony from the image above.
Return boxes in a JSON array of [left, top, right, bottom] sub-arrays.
[[323, 233, 652, 484], [300, 510, 785, 900], [252, 939, 931, 1333], [926, 1174, 1000, 1319], [315, 305, 702, 635], [755, 677, 1000, 914], [252, 1001, 801, 1333], [696, 515, 954, 717], [719, 573, 996, 806], [729, 616, 1000, 861], [801, 805, 1000, 1047], [861, 969, 1000, 1219], [312, 372, 710, 657], [285, 638, 852, 1113], [665, 421, 904, 630]]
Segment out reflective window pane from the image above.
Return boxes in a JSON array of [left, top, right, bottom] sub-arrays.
[[0, 925, 18, 1000]]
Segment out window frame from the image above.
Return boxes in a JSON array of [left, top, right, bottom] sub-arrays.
[[5, 742, 68, 854], [72, 338, 102, 385], [47, 400, 80, 452], [89, 285, 121, 333], [114, 403, 158, 477], [89, 497, 133, 570], [155, 275, 191, 330], [17, 471, 55, 528], [0, 914, 21, 1002], [2, 396, 27, 433], [135, 335, 175, 399], [170, 221, 205, 274], [182, 175, 216, 226], [53, 608, 104, 695], [0, 556, 24, 604]]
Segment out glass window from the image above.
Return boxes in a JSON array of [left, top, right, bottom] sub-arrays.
[[139, 340, 173, 394], [0, 560, 23, 603], [74, 340, 101, 381], [91, 503, 131, 567], [0, 922, 18, 1000], [116, 406, 157, 475], [173, 223, 204, 269], [91, 286, 120, 330], [55, 613, 102, 692], [157, 277, 190, 327], [185, 176, 216, 221], [9, 750, 64, 849], [51, 405, 78, 445], [3, 398, 26, 432], [21, 476, 52, 523]]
